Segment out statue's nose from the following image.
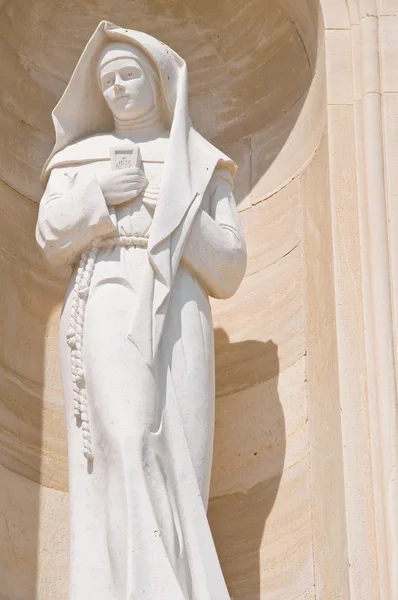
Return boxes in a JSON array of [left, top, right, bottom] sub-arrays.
[[114, 74, 125, 92]]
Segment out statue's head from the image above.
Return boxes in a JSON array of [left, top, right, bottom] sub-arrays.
[[97, 42, 160, 123], [45, 23, 228, 186]]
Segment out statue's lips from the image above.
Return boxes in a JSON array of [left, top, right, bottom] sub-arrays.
[[114, 94, 130, 102]]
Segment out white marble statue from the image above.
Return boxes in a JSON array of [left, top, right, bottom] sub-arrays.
[[36, 20, 246, 600]]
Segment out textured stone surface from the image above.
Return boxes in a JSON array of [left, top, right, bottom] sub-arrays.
[[0, 1, 318, 596], [1, 0, 397, 598]]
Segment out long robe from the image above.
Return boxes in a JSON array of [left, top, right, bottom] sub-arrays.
[[36, 148, 246, 600]]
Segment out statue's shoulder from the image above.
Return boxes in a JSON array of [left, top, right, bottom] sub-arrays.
[[49, 133, 119, 167], [189, 128, 237, 178], [42, 133, 120, 185]]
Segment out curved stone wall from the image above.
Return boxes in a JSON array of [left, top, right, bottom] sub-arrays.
[[0, 1, 329, 598]]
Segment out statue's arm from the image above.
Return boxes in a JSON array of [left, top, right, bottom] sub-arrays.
[[36, 167, 117, 267], [182, 168, 247, 299]]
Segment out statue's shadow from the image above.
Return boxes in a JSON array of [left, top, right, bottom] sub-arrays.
[[208, 329, 286, 600]]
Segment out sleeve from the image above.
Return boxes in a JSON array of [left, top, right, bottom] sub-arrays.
[[36, 166, 117, 267], [182, 168, 247, 299]]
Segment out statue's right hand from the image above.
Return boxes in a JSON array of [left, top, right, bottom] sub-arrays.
[[97, 168, 149, 206]]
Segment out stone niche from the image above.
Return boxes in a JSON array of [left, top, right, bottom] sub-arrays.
[[0, 0, 392, 599]]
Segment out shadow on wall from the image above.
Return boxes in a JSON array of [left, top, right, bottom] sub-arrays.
[[0, 0, 318, 596], [209, 330, 285, 600], [0, 189, 69, 598]]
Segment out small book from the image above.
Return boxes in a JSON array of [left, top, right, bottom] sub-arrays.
[[109, 144, 141, 170]]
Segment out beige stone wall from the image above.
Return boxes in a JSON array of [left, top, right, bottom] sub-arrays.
[[1, 0, 398, 598]]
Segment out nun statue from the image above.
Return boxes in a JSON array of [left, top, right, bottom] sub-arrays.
[[36, 21, 247, 600]]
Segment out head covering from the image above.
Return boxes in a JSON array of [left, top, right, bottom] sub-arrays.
[[42, 21, 237, 364], [97, 41, 158, 78]]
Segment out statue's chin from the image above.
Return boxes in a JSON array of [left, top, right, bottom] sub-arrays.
[[112, 105, 134, 119], [112, 106, 150, 123]]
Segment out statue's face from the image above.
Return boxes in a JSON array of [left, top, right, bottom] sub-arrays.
[[99, 56, 155, 121]]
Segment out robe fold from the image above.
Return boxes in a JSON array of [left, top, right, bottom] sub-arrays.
[[36, 20, 246, 600], [36, 156, 246, 599]]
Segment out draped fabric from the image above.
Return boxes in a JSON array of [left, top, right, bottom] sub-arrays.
[[36, 21, 246, 600]]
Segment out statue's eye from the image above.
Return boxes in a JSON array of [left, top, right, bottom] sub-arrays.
[[102, 76, 115, 88]]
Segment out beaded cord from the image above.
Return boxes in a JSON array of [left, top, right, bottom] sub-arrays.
[[66, 235, 149, 460]]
